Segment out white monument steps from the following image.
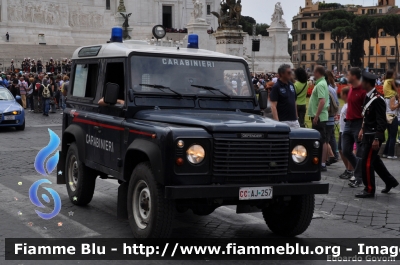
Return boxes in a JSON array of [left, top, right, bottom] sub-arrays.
[[0, 43, 79, 69]]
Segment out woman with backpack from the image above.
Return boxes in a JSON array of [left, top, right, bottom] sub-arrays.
[[40, 78, 52, 116]]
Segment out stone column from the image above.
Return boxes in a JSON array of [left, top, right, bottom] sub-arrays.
[[267, 25, 293, 71], [214, 29, 244, 57], [184, 0, 211, 50], [185, 20, 210, 50]]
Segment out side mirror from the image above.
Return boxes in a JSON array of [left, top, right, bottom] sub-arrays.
[[15, 95, 21, 100], [104, 82, 119, 105], [258, 89, 268, 109]]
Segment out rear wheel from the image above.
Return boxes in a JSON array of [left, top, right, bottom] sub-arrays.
[[127, 162, 175, 238], [65, 143, 96, 206], [262, 195, 314, 237]]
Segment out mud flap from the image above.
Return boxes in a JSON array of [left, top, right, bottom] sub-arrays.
[[56, 151, 66, 184], [117, 182, 129, 220]]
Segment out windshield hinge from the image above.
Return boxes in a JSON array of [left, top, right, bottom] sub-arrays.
[[236, 109, 241, 113], [154, 106, 161, 111]]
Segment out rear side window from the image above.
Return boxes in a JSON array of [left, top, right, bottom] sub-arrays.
[[72, 64, 99, 98]]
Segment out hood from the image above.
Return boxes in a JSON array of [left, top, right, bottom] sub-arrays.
[[134, 109, 290, 133], [0, 100, 21, 113]]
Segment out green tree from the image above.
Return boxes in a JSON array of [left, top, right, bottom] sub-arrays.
[[353, 15, 378, 68], [240, 16, 269, 36], [315, 10, 355, 70], [350, 35, 364, 68], [374, 14, 400, 71], [240, 16, 256, 36], [256, 23, 270, 36]]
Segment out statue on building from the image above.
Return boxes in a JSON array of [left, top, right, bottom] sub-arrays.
[[211, 0, 242, 30], [233, 0, 242, 26], [120, 13, 132, 39], [271, 2, 287, 28], [191, 0, 206, 23], [117, 0, 126, 12]]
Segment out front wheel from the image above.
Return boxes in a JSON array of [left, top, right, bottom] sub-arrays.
[[262, 195, 315, 237], [127, 162, 175, 238], [65, 143, 96, 206]]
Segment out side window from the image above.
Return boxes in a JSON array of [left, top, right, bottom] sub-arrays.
[[72, 63, 99, 98], [104, 62, 125, 101]]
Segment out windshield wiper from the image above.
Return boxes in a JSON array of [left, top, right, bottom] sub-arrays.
[[139, 84, 182, 97], [191, 85, 231, 99]]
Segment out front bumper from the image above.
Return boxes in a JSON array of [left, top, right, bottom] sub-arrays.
[[165, 182, 329, 199], [0, 114, 24, 127]]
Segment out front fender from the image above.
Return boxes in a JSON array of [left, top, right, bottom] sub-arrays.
[[124, 139, 164, 185]]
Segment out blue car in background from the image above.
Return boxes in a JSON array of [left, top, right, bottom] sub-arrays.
[[0, 88, 25, 131]]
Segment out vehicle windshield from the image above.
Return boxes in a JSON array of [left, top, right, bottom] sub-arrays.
[[131, 55, 253, 97], [0, 89, 14, 101]]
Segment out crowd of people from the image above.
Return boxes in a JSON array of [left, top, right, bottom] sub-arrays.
[[9, 58, 72, 75], [259, 64, 400, 198], [2, 70, 70, 116]]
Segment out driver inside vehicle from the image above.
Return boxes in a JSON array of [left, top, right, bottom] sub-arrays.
[[240, 83, 250, 96], [223, 80, 238, 96], [98, 97, 125, 106]]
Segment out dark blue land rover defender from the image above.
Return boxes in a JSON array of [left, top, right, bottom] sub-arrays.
[[57, 40, 328, 239]]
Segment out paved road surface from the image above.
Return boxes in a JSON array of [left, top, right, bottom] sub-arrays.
[[1, 111, 399, 265]]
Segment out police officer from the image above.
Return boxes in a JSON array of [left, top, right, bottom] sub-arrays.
[[355, 72, 399, 198]]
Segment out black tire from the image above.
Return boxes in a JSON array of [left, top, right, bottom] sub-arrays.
[[65, 142, 96, 206], [262, 195, 315, 237], [127, 162, 175, 238], [15, 120, 25, 131]]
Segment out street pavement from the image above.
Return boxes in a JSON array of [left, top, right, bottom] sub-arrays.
[[1, 111, 400, 265]]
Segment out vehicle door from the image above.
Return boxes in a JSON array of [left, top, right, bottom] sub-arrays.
[[68, 60, 101, 163], [91, 58, 126, 173]]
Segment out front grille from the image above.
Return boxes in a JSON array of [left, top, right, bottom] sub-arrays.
[[213, 137, 289, 183]]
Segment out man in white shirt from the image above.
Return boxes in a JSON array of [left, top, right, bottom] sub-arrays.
[[338, 87, 354, 179]]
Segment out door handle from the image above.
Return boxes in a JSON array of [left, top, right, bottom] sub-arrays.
[[94, 126, 101, 133]]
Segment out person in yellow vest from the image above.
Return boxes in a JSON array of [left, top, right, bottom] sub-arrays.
[[383, 70, 397, 99]]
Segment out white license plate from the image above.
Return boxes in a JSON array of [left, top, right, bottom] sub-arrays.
[[239, 187, 273, 200], [4, 116, 15, 120]]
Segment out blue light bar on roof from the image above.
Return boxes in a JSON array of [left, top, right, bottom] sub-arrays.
[[111, 27, 123, 43], [187, 34, 199, 49]]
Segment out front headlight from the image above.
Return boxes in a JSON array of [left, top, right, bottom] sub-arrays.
[[292, 145, 307, 164], [4, 110, 21, 115], [186, 144, 205, 164]]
